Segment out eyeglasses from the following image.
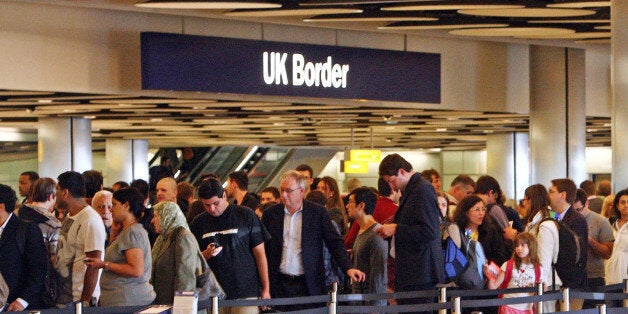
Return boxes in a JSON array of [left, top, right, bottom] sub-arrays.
[[470, 206, 487, 213], [280, 187, 301, 194]]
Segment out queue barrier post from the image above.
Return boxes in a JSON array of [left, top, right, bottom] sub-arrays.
[[75, 300, 82, 314], [211, 296, 219, 314], [453, 296, 461, 314], [329, 282, 337, 314], [597, 304, 606, 314], [624, 279, 628, 308], [560, 287, 569, 312], [438, 287, 447, 314], [536, 282, 544, 314]]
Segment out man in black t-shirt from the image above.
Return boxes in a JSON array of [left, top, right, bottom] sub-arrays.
[[190, 179, 270, 310]]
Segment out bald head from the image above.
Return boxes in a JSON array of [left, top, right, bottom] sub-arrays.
[[156, 177, 178, 203]]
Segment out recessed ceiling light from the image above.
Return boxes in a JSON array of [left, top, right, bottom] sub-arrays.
[[225, 8, 362, 17], [379, 23, 509, 30], [450, 27, 575, 37], [304, 15, 437, 23], [575, 38, 611, 44], [547, 1, 610, 8], [527, 19, 610, 24], [519, 31, 610, 39], [38, 99, 53, 103], [595, 25, 611, 30], [458, 8, 596, 18], [135, 0, 281, 10], [383, 4, 524, 11], [436, 128, 447, 132]]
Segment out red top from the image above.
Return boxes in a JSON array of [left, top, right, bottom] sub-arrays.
[[344, 196, 399, 249]]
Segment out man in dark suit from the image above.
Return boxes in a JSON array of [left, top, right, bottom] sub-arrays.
[[375, 154, 445, 307], [0, 184, 47, 311], [549, 178, 589, 310], [262, 170, 364, 309]]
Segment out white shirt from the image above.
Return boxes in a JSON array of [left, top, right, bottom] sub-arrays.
[[0, 212, 10, 238], [280, 205, 304, 276]]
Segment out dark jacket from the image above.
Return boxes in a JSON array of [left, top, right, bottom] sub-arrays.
[[262, 200, 352, 297], [393, 173, 445, 289], [0, 215, 47, 309], [561, 206, 589, 288]]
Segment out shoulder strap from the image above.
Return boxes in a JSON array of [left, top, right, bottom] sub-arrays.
[[534, 263, 541, 283], [448, 224, 462, 248], [500, 259, 514, 289]]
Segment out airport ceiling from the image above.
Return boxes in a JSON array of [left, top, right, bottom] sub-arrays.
[[0, 1, 613, 152], [0, 90, 611, 153]]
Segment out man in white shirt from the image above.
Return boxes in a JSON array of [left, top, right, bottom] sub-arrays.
[[54, 171, 106, 308]]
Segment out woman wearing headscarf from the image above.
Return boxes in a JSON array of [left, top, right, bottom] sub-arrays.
[[151, 201, 203, 304]]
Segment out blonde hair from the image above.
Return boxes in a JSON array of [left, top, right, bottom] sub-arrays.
[[601, 194, 615, 219]]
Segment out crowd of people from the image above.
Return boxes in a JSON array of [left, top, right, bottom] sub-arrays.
[[0, 155, 626, 313]]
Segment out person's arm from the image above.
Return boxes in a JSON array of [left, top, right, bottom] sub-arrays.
[[175, 233, 200, 291], [88, 248, 144, 277], [252, 242, 271, 299], [369, 236, 388, 294], [81, 250, 102, 303], [486, 269, 505, 290], [588, 237, 613, 259], [536, 222, 558, 287]]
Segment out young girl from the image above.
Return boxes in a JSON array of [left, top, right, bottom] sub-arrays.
[[486, 232, 544, 314]]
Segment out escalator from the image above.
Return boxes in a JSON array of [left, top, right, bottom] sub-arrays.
[[148, 146, 295, 193]]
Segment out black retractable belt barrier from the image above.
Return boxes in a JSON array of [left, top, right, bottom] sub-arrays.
[[338, 301, 453, 313], [460, 292, 561, 309], [22, 283, 628, 314], [447, 286, 537, 298], [550, 308, 601, 314]]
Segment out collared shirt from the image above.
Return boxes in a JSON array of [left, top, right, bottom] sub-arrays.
[[0, 212, 11, 238], [280, 205, 304, 276], [556, 207, 570, 221]]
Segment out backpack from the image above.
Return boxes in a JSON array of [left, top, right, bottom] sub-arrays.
[[443, 237, 469, 282], [539, 218, 581, 289], [443, 224, 486, 289], [16, 219, 59, 308]]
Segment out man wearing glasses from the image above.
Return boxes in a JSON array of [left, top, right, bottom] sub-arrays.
[[262, 170, 365, 311], [375, 154, 445, 310]]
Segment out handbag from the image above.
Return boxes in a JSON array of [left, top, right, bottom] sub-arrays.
[[195, 250, 226, 301]]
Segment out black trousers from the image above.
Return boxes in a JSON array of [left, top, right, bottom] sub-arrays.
[[397, 283, 437, 314], [583, 277, 606, 309], [275, 274, 315, 312]]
